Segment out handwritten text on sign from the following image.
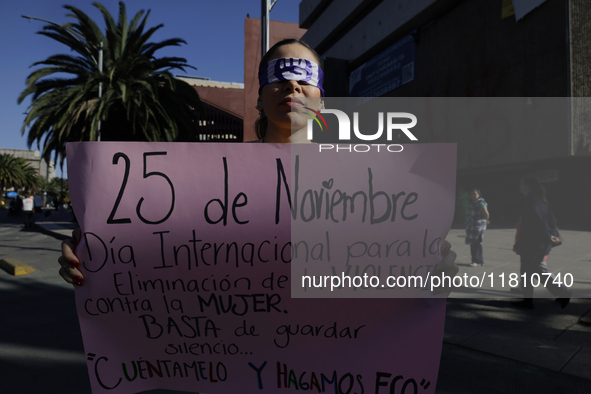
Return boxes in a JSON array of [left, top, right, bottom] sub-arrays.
[[288, 144, 456, 297], [67, 142, 454, 394]]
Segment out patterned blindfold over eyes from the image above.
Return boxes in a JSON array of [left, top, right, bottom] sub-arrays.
[[258, 57, 325, 95]]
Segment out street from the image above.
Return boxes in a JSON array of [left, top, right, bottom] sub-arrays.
[[1, 210, 591, 393], [0, 218, 90, 393]]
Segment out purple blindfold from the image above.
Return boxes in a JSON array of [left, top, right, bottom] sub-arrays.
[[258, 57, 325, 95]]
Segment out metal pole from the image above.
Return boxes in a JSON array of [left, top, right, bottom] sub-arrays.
[[261, 0, 270, 58], [98, 42, 103, 141]]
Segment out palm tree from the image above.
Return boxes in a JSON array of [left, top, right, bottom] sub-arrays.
[[0, 154, 24, 193], [15, 157, 43, 192], [0, 154, 43, 193], [19, 1, 201, 166]]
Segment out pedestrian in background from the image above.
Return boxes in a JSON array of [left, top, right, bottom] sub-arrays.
[[465, 188, 490, 267], [15, 195, 23, 215], [22, 195, 35, 229], [511, 175, 570, 309]]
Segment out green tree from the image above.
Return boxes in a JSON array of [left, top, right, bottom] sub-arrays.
[[0, 154, 42, 192], [15, 157, 43, 192], [0, 154, 23, 192], [40, 176, 69, 204], [19, 1, 201, 166]]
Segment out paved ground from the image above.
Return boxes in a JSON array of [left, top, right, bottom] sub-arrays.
[[0, 210, 90, 394], [1, 208, 590, 393]]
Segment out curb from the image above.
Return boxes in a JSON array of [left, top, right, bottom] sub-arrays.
[[34, 223, 74, 241], [580, 309, 591, 326], [0, 258, 36, 276]]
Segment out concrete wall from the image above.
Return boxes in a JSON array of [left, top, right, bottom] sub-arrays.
[[302, 0, 570, 97], [387, 0, 569, 97], [300, 0, 574, 168], [299, 0, 591, 226], [191, 85, 244, 120], [385, 0, 572, 168], [0, 149, 55, 181], [569, 0, 591, 155], [300, 0, 449, 60]]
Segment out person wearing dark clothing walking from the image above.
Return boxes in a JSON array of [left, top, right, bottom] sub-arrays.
[[511, 175, 571, 309], [465, 189, 490, 267]]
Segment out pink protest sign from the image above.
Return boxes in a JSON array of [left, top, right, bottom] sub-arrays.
[[67, 142, 454, 394]]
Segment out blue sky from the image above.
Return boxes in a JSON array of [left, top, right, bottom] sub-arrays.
[[0, 0, 300, 175]]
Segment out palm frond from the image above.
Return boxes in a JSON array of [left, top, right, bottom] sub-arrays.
[[20, 1, 201, 161]]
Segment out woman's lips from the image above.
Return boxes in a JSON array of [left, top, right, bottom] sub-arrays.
[[281, 98, 304, 107]]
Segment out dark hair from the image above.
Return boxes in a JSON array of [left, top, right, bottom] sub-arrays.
[[255, 39, 324, 140], [471, 188, 482, 198], [521, 175, 547, 203]]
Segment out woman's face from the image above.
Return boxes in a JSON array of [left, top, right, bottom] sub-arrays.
[[258, 43, 323, 140], [470, 190, 480, 201]]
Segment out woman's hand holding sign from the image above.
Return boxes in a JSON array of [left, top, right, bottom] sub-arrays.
[[58, 228, 84, 286]]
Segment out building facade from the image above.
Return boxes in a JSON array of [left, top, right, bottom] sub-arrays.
[[177, 19, 306, 143], [178, 76, 245, 142], [299, 0, 591, 227], [0, 148, 55, 181]]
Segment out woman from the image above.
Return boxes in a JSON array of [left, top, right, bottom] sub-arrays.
[[56, 39, 460, 394], [465, 188, 490, 267], [511, 175, 570, 309], [255, 39, 323, 143], [59, 38, 457, 284]]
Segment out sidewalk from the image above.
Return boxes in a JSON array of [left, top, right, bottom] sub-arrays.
[[33, 215, 591, 393], [437, 226, 591, 392], [33, 207, 79, 240]]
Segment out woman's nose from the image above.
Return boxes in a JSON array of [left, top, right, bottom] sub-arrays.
[[283, 80, 302, 93]]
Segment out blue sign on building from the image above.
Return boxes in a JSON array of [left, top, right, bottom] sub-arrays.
[[349, 32, 416, 97]]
